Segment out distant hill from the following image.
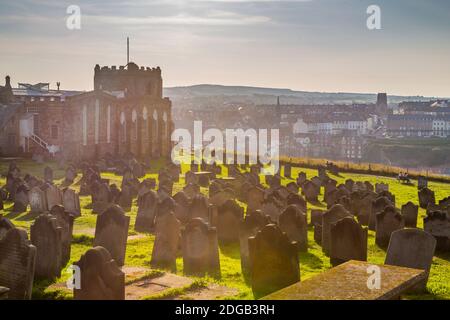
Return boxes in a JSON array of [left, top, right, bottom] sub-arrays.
[[164, 84, 439, 107]]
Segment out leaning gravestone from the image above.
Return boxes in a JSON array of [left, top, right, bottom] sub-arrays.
[[118, 183, 133, 212], [249, 224, 300, 299], [181, 218, 220, 277], [30, 214, 62, 279], [401, 201, 419, 228], [278, 205, 308, 252], [322, 204, 352, 256], [28, 186, 48, 213], [62, 188, 81, 217], [135, 190, 158, 232], [13, 185, 28, 213], [0, 228, 36, 299], [151, 211, 181, 272], [93, 205, 130, 266], [239, 210, 271, 275], [216, 200, 244, 244], [74, 246, 125, 300], [375, 206, 405, 248], [330, 217, 367, 266], [49, 205, 74, 266], [385, 228, 436, 291], [418, 187, 435, 209]]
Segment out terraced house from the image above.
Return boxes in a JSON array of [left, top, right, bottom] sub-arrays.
[[0, 62, 173, 161]]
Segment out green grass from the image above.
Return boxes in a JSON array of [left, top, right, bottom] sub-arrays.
[[1, 158, 450, 300]]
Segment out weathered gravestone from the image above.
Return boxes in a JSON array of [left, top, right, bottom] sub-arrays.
[[375, 206, 405, 248], [91, 181, 112, 214], [322, 204, 352, 256], [93, 205, 130, 266], [49, 205, 74, 266], [13, 185, 28, 213], [239, 210, 271, 275], [189, 194, 210, 222], [135, 190, 158, 232], [286, 182, 299, 194], [0, 228, 36, 299], [118, 183, 133, 212], [302, 181, 319, 203], [401, 202, 419, 228], [173, 191, 191, 224], [247, 186, 265, 212], [249, 224, 300, 299], [369, 196, 393, 231], [356, 192, 377, 226], [183, 182, 200, 199], [279, 205, 308, 252], [424, 211, 450, 252], [330, 217, 367, 266], [260, 199, 283, 223], [286, 193, 307, 213], [65, 165, 77, 184], [28, 186, 47, 213], [30, 214, 62, 279], [418, 187, 435, 209], [151, 211, 181, 272], [74, 246, 125, 300], [310, 209, 324, 226], [62, 188, 81, 217], [0, 216, 14, 240], [344, 179, 355, 192], [375, 183, 389, 193], [297, 172, 307, 186], [314, 222, 322, 245], [216, 200, 244, 244], [385, 229, 436, 291], [44, 166, 53, 183], [284, 164, 292, 179], [418, 176, 428, 190], [181, 218, 220, 277], [45, 184, 62, 213]]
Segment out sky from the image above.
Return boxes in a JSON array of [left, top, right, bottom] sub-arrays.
[[0, 0, 449, 97]]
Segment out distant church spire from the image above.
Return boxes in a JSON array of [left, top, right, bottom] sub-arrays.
[[127, 37, 130, 65]]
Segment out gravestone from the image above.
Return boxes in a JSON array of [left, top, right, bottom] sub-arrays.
[[135, 190, 158, 232], [297, 172, 307, 186], [401, 202, 419, 228], [0, 216, 14, 240], [30, 214, 62, 279], [173, 191, 191, 224], [418, 188, 435, 209], [344, 179, 355, 192], [13, 185, 28, 213], [91, 181, 112, 214], [418, 176, 428, 190], [314, 223, 322, 245], [65, 165, 77, 184], [0, 228, 36, 299], [151, 212, 181, 272], [93, 205, 130, 266], [181, 218, 220, 277], [249, 224, 300, 299], [369, 196, 393, 231], [49, 205, 74, 266], [28, 186, 48, 213], [216, 200, 244, 244], [286, 193, 307, 213], [278, 205, 308, 252], [239, 210, 271, 275], [189, 194, 210, 221], [284, 164, 292, 178], [311, 209, 324, 226], [385, 229, 436, 291], [424, 211, 450, 252], [62, 188, 81, 217], [118, 183, 133, 212], [45, 184, 62, 213], [247, 186, 265, 212], [183, 182, 200, 198], [330, 217, 367, 266], [74, 246, 125, 300], [318, 167, 327, 181], [44, 166, 53, 183], [375, 183, 389, 193], [375, 206, 405, 248], [322, 204, 352, 256], [302, 181, 319, 203]]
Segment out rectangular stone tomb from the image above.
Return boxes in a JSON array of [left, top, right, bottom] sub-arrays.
[[261, 260, 426, 300]]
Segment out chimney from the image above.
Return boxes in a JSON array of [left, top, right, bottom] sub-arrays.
[[5, 75, 11, 88]]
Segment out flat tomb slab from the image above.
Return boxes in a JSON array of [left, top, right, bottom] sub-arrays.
[[261, 260, 426, 300]]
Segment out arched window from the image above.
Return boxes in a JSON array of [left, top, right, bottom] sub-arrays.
[[82, 105, 87, 146]]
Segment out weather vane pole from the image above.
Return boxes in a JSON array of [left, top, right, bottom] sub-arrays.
[[127, 37, 129, 65]]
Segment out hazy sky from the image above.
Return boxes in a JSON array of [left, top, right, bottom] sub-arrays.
[[1, 0, 449, 97]]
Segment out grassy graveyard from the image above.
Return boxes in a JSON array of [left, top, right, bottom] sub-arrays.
[[1, 158, 450, 300]]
